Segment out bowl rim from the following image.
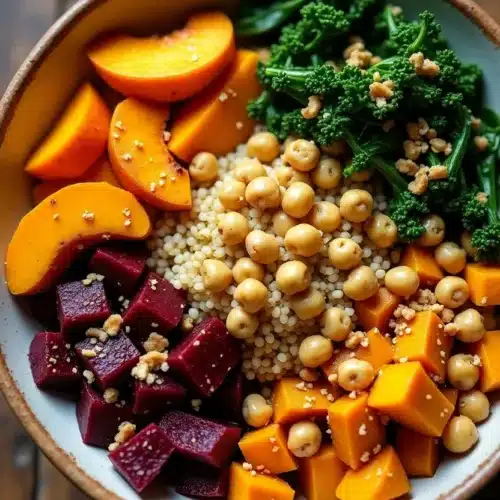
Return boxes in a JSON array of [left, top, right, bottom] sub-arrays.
[[0, 0, 500, 499]]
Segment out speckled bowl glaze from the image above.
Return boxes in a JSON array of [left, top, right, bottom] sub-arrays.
[[0, 1, 499, 499]]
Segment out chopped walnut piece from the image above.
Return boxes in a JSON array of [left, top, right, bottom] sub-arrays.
[[444, 323, 458, 336], [103, 314, 123, 337], [406, 122, 421, 141], [474, 136, 489, 152], [301, 95, 323, 119], [404, 140, 428, 161], [408, 168, 429, 195], [141, 350, 169, 369], [345, 331, 366, 349], [344, 40, 374, 69], [86, 327, 108, 343], [108, 422, 136, 452], [418, 118, 430, 136], [471, 117, 482, 130], [441, 308, 455, 324], [409, 52, 440, 77], [83, 370, 95, 384], [143, 333, 169, 353], [343, 41, 365, 59], [369, 81, 395, 101], [429, 138, 447, 153], [428, 165, 448, 180], [103, 388, 119, 404], [396, 159, 419, 176]]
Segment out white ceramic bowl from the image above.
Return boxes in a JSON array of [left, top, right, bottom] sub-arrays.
[[0, 1, 500, 498]]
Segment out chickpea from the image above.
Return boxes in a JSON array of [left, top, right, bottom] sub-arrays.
[[284, 224, 323, 257], [299, 334, 333, 367], [287, 421, 322, 458], [233, 258, 265, 284], [245, 177, 281, 210], [274, 165, 311, 188], [435, 242, 467, 275], [189, 152, 219, 184], [219, 179, 246, 210], [272, 210, 298, 237], [291, 289, 326, 321], [435, 276, 469, 309], [339, 189, 374, 223], [328, 238, 362, 270], [282, 182, 315, 218], [201, 259, 232, 292], [442, 416, 478, 453], [307, 202, 341, 233], [343, 266, 380, 301], [311, 158, 342, 190], [364, 214, 398, 249], [226, 307, 259, 339], [350, 169, 373, 182], [337, 358, 375, 392], [233, 158, 267, 184], [234, 278, 268, 313], [246, 132, 281, 163], [276, 261, 311, 296], [417, 215, 445, 247], [461, 231, 478, 259], [458, 390, 490, 423], [246, 230, 280, 264], [242, 394, 273, 428], [454, 309, 485, 343], [283, 139, 321, 172], [447, 354, 480, 391], [321, 307, 352, 342], [218, 212, 249, 245], [384, 266, 420, 297]]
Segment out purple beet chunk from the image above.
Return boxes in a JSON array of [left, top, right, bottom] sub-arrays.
[[56, 280, 111, 341], [109, 423, 174, 493], [175, 463, 229, 498], [75, 333, 140, 390], [123, 272, 186, 342], [133, 376, 186, 415], [205, 370, 245, 422], [168, 318, 241, 397], [89, 246, 147, 296], [159, 411, 241, 468], [76, 384, 133, 448], [29, 332, 80, 391]]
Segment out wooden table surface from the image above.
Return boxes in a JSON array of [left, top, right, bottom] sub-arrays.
[[1, 1, 500, 499]]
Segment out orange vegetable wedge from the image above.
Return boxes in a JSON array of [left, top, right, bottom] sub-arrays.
[[228, 463, 295, 500], [336, 446, 411, 500], [395, 427, 440, 477], [355, 287, 401, 333], [299, 445, 347, 500], [469, 330, 500, 392], [368, 362, 454, 437], [25, 83, 110, 180], [88, 12, 236, 103], [401, 245, 443, 286], [6, 183, 151, 295], [108, 98, 191, 211], [33, 157, 119, 205], [169, 50, 261, 162], [465, 263, 500, 306], [442, 388, 459, 407]]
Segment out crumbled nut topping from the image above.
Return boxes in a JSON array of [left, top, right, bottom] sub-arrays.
[[108, 422, 136, 452], [409, 52, 440, 77], [474, 136, 489, 152], [301, 95, 323, 120], [103, 314, 123, 336], [143, 333, 169, 353], [86, 327, 108, 343], [103, 388, 119, 404], [83, 370, 95, 384]]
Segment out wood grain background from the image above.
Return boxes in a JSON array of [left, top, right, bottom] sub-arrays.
[[0, 0, 499, 499]]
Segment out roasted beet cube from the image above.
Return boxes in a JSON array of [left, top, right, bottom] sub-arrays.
[[89, 246, 147, 296], [205, 370, 245, 422], [75, 333, 140, 390], [168, 318, 241, 397], [109, 423, 174, 493], [123, 272, 185, 342], [57, 280, 111, 340], [76, 384, 133, 448], [29, 332, 80, 391], [133, 376, 186, 415], [159, 411, 241, 468], [175, 463, 229, 498]]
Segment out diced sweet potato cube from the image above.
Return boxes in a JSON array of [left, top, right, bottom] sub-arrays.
[[401, 246, 443, 286], [228, 463, 295, 500], [393, 311, 452, 379], [336, 446, 410, 500], [465, 264, 500, 306], [322, 329, 393, 385], [273, 378, 338, 425], [442, 388, 458, 407], [299, 445, 347, 500], [469, 330, 500, 392], [328, 393, 386, 469], [395, 427, 439, 477], [355, 288, 401, 333], [368, 362, 454, 436], [239, 424, 297, 475]]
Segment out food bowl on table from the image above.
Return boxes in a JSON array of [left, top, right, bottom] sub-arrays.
[[1, 0, 500, 499]]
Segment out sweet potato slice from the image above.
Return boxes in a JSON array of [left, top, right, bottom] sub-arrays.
[[88, 12, 235, 103], [169, 50, 261, 162], [465, 263, 500, 306], [401, 246, 443, 286], [25, 83, 110, 180], [355, 287, 401, 333], [469, 330, 500, 392], [33, 157, 119, 205], [108, 99, 191, 211], [6, 182, 151, 295], [395, 427, 439, 478]]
